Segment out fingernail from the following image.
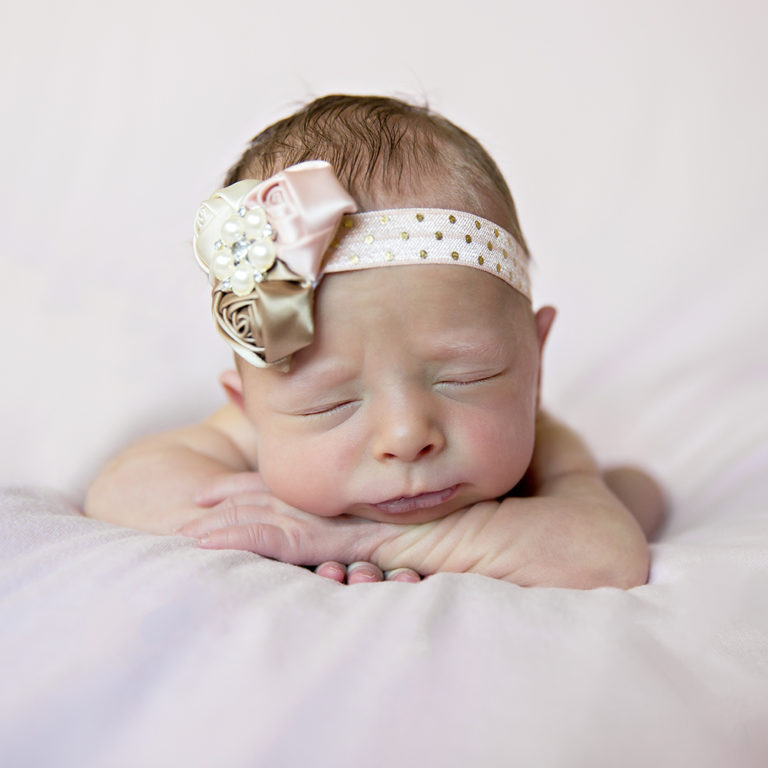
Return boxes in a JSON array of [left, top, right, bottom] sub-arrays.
[[317, 564, 345, 580], [347, 562, 374, 575], [385, 569, 420, 582], [347, 562, 380, 582], [196, 534, 211, 546]]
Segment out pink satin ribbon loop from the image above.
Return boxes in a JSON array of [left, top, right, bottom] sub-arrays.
[[247, 161, 357, 282]]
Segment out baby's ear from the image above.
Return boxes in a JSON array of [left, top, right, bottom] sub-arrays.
[[219, 369, 245, 412], [535, 305, 557, 351], [534, 306, 556, 411]]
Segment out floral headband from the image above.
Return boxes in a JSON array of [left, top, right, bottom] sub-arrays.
[[193, 161, 531, 368]]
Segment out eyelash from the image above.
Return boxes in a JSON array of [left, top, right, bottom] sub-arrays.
[[437, 372, 500, 386], [300, 400, 356, 417], [294, 371, 503, 415]]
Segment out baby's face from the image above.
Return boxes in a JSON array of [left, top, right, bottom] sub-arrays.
[[233, 264, 551, 523]]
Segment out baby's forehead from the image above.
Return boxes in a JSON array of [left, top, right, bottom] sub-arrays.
[[314, 264, 533, 346], [241, 268, 536, 392]]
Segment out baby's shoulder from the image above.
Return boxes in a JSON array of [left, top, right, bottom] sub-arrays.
[[203, 404, 259, 470]]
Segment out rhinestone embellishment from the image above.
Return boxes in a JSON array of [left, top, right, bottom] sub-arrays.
[[213, 206, 275, 296]]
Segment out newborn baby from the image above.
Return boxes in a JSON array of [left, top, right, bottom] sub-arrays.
[[86, 94, 665, 586]]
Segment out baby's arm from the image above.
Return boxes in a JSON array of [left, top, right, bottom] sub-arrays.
[[84, 405, 255, 533], [181, 412, 662, 588], [602, 467, 667, 542]]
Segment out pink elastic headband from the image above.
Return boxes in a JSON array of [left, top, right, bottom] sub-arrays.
[[194, 161, 531, 368]]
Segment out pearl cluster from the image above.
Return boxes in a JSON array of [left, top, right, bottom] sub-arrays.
[[212, 206, 276, 296]]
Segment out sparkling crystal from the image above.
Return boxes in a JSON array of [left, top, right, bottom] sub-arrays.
[[263, 223, 274, 238], [214, 239, 223, 250], [254, 272, 265, 283], [232, 237, 251, 261], [238, 207, 247, 217]]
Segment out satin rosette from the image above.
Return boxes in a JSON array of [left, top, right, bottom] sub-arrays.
[[194, 161, 357, 367]]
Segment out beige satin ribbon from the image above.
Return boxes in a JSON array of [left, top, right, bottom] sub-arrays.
[[211, 261, 314, 366]]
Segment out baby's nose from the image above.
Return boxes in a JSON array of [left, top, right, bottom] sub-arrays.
[[370, 395, 446, 463]]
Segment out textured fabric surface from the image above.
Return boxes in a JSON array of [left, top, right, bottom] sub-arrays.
[[1, 483, 766, 767]]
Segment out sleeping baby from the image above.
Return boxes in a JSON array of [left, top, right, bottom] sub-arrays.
[[85, 94, 666, 586]]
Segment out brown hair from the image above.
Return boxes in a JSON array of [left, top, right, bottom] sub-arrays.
[[225, 94, 529, 256]]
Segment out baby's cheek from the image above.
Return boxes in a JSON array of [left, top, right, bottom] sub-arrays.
[[257, 439, 347, 517], [460, 409, 535, 492]]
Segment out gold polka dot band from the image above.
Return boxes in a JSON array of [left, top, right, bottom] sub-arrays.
[[324, 209, 530, 301]]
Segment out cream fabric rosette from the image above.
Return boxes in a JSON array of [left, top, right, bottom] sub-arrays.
[[194, 161, 357, 368]]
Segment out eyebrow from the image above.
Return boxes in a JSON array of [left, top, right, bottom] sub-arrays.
[[422, 336, 513, 363], [281, 361, 358, 394]]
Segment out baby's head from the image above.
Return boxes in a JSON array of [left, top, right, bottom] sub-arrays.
[[223, 94, 529, 251], [196, 95, 555, 523]]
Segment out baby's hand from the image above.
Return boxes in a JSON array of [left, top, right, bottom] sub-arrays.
[[183, 472, 422, 585]]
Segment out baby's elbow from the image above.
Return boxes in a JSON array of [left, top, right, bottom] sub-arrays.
[[515, 525, 650, 590], [557, 518, 651, 590], [83, 457, 128, 523], [590, 530, 650, 590], [609, 542, 650, 589]]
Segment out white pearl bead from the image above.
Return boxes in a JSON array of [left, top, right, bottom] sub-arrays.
[[221, 215, 245, 245], [243, 206, 267, 235], [230, 265, 255, 296], [212, 252, 235, 280], [247, 239, 276, 272]]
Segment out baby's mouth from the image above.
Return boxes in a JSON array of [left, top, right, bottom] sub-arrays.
[[371, 485, 460, 515]]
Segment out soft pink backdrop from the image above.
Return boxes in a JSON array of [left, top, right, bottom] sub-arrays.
[[1, 0, 766, 532]]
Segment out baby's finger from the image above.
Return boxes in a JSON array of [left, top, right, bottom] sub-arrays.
[[384, 568, 422, 583], [194, 520, 343, 565], [194, 472, 269, 507], [346, 562, 384, 584], [194, 523, 288, 554], [187, 510, 395, 565], [177, 495, 272, 537], [315, 562, 347, 583]]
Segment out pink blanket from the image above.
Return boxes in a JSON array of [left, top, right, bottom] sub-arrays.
[[1, 483, 766, 767]]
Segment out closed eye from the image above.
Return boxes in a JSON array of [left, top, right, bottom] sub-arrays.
[[436, 371, 504, 387], [297, 400, 358, 417]]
